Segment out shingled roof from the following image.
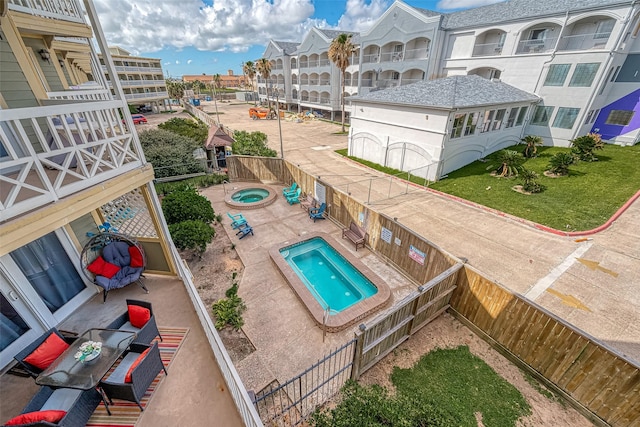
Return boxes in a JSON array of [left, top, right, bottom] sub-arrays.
[[351, 75, 539, 109], [272, 41, 299, 55]]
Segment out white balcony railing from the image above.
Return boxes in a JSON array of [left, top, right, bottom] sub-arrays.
[[404, 47, 429, 60], [124, 91, 168, 100], [516, 38, 557, 54], [557, 33, 610, 51], [46, 89, 112, 103], [0, 101, 144, 221], [472, 42, 504, 57], [8, 0, 85, 24]]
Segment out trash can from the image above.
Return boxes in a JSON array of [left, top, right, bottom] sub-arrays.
[[205, 96, 212, 101], [192, 99, 200, 106]]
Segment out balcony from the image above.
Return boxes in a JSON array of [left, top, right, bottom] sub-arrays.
[[124, 91, 168, 100], [472, 42, 504, 57], [0, 274, 252, 426], [106, 65, 164, 74], [557, 33, 610, 51], [0, 102, 144, 221], [362, 53, 379, 64], [515, 37, 557, 54], [8, 0, 85, 24]]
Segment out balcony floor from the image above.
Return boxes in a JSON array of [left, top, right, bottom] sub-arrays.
[[0, 275, 244, 426]]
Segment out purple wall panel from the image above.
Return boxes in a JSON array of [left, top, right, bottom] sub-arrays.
[[591, 88, 640, 140]]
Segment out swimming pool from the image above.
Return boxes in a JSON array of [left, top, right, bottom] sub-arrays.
[[270, 233, 391, 332], [225, 184, 276, 210]]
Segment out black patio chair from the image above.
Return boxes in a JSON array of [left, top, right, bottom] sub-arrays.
[[13, 329, 77, 379], [98, 342, 167, 411], [3, 386, 101, 427], [105, 299, 162, 345]]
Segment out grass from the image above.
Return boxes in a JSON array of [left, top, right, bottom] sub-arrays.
[[391, 346, 531, 426], [336, 144, 640, 231]]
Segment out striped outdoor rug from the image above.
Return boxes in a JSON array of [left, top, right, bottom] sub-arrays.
[[86, 326, 188, 427]]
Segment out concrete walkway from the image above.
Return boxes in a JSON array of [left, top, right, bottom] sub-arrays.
[[208, 102, 640, 365]]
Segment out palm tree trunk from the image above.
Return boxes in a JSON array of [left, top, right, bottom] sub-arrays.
[[341, 70, 345, 133]]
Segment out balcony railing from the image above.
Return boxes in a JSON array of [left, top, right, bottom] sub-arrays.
[[557, 33, 610, 51], [124, 91, 168, 100], [106, 65, 164, 74], [515, 38, 557, 54], [361, 78, 373, 87], [472, 42, 504, 57], [362, 53, 380, 64], [45, 89, 112, 103], [404, 47, 429, 60], [121, 80, 167, 87], [379, 51, 404, 63], [0, 101, 144, 221], [8, 0, 85, 24]]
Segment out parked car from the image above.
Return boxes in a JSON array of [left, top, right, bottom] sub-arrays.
[[248, 107, 275, 120], [131, 114, 147, 124], [137, 105, 152, 113]]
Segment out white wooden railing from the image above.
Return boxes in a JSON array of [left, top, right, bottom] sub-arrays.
[[0, 101, 144, 221], [7, 0, 85, 23]]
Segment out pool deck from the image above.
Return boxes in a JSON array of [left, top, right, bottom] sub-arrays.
[[202, 184, 419, 392], [269, 232, 391, 332]]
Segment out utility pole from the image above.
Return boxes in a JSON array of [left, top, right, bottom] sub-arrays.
[[275, 85, 284, 159]]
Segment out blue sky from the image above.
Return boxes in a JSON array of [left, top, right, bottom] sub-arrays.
[[93, 0, 504, 78]]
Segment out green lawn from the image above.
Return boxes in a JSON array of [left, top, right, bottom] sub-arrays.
[[337, 144, 640, 231], [311, 346, 531, 427]]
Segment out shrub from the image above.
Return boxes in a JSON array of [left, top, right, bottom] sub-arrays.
[[161, 187, 215, 224], [232, 130, 277, 157], [139, 129, 204, 178], [493, 150, 523, 177], [158, 117, 208, 144], [520, 135, 543, 158], [168, 220, 215, 254], [547, 152, 575, 176], [570, 132, 603, 162], [520, 169, 545, 193], [212, 273, 246, 330]]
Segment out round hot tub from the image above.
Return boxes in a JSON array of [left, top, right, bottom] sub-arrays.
[[225, 185, 277, 210]]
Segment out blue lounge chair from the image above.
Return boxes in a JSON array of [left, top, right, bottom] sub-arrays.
[[309, 202, 326, 222], [283, 182, 297, 196], [285, 188, 301, 205], [227, 212, 247, 229]]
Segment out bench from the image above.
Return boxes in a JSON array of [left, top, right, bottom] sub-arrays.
[[300, 194, 317, 212], [342, 221, 366, 251]]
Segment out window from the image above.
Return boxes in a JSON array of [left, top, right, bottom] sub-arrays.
[[516, 106, 528, 126], [451, 113, 465, 138], [552, 107, 580, 129], [569, 63, 600, 87], [530, 29, 547, 40], [544, 64, 571, 86], [594, 20, 615, 39], [611, 65, 621, 81], [584, 110, 595, 125], [505, 107, 519, 128], [531, 106, 554, 125], [492, 109, 506, 130], [605, 110, 635, 125], [591, 108, 600, 123], [464, 113, 479, 136], [481, 110, 495, 132]]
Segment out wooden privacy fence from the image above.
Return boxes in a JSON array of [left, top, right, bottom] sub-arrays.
[[352, 262, 464, 378], [451, 267, 640, 427]]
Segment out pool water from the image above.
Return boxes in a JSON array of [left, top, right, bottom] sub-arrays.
[[231, 188, 269, 203], [280, 237, 378, 313]]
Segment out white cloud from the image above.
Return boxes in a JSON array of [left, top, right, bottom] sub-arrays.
[[164, 61, 171, 65], [187, 59, 193, 64], [94, 0, 317, 54], [175, 60, 180, 64], [336, 0, 389, 32], [436, 0, 505, 10]]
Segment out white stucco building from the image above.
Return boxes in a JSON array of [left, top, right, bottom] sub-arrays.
[[259, 0, 640, 176]]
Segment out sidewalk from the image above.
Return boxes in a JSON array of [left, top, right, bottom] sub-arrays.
[[206, 101, 640, 365]]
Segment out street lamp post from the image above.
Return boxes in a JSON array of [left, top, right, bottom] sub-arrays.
[[270, 82, 285, 159], [212, 80, 220, 126]]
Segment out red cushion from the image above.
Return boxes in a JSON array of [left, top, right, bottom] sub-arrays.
[[128, 245, 144, 268], [128, 305, 151, 329], [23, 333, 69, 370], [87, 256, 106, 275], [5, 410, 67, 426], [100, 261, 121, 279], [124, 348, 151, 383], [86, 256, 120, 279]]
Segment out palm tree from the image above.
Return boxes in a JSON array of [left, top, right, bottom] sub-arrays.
[[521, 135, 543, 158], [243, 61, 257, 106], [547, 152, 574, 176], [213, 74, 222, 91], [570, 132, 603, 162], [329, 33, 354, 133], [494, 150, 523, 178], [256, 58, 272, 111]]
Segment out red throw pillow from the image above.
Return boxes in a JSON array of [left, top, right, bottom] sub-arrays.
[[87, 256, 106, 275], [124, 347, 151, 383], [100, 261, 121, 279], [5, 410, 67, 426], [128, 305, 151, 328], [128, 246, 144, 268], [23, 333, 69, 370]]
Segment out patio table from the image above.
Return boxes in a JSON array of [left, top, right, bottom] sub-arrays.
[[36, 328, 136, 414]]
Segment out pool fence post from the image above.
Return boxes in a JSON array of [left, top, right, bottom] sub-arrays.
[[323, 307, 330, 343], [367, 178, 372, 204]]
